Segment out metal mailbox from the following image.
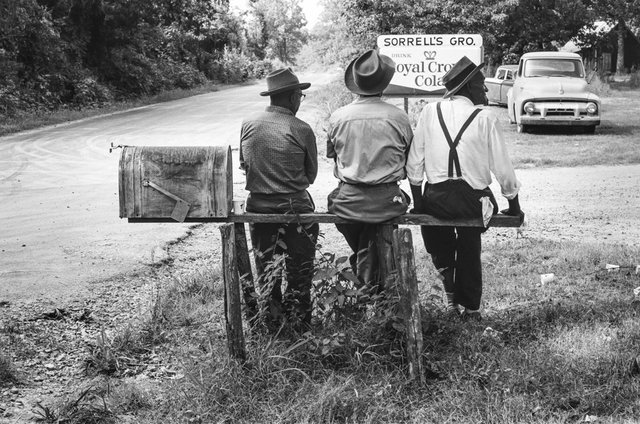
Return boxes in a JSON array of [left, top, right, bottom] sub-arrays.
[[118, 145, 232, 221]]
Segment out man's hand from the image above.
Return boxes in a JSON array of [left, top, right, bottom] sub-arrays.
[[500, 195, 525, 224], [409, 184, 425, 214]]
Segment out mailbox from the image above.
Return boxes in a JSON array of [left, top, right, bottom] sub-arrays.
[[118, 146, 232, 221]]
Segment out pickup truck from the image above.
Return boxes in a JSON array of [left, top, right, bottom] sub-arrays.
[[506, 51, 601, 134], [485, 64, 518, 106]]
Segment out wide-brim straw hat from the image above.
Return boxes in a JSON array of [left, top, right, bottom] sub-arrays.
[[442, 56, 485, 98], [260, 68, 311, 96], [345, 49, 396, 95]]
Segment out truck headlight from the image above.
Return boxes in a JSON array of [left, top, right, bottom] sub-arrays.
[[524, 102, 536, 114], [586, 102, 598, 115]]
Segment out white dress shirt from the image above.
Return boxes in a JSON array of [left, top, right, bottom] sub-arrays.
[[406, 96, 521, 200]]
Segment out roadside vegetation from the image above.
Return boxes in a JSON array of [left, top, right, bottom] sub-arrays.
[[0, 0, 306, 136], [28, 230, 640, 424]]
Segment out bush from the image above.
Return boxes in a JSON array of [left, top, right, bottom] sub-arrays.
[[70, 75, 113, 108], [248, 59, 275, 79], [207, 47, 279, 84], [160, 61, 207, 90]]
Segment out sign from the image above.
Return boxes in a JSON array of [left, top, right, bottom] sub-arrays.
[[377, 34, 483, 96]]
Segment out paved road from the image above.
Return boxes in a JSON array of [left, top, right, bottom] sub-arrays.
[[0, 72, 336, 303]]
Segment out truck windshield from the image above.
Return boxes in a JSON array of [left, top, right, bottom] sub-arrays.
[[523, 59, 585, 78]]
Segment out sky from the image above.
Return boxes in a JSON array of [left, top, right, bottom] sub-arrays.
[[300, 0, 323, 28], [229, 0, 324, 28]]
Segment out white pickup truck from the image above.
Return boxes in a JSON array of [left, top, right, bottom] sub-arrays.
[[505, 51, 601, 134]]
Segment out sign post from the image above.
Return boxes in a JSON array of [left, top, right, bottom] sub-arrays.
[[378, 34, 484, 110]]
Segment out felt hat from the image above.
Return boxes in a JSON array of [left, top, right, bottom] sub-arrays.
[[442, 56, 485, 98], [260, 68, 310, 96], [345, 49, 396, 95]]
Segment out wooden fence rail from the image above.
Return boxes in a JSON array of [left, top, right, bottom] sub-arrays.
[[129, 212, 522, 227]]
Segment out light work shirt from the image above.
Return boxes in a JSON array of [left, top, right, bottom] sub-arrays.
[[327, 97, 413, 185], [240, 105, 317, 194], [406, 96, 521, 199]]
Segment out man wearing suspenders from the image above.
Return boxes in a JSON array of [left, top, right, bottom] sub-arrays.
[[406, 56, 524, 321]]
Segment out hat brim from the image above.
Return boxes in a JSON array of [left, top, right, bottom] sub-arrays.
[[443, 62, 485, 99], [260, 82, 310, 96], [344, 54, 396, 95]]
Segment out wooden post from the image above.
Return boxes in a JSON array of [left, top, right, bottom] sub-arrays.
[[376, 224, 396, 293], [234, 223, 257, 318], [220, 223, 246, 361], [392, 228, 425, 384]]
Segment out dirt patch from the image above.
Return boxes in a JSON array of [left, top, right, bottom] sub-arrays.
[[509, 164, 640, 246]]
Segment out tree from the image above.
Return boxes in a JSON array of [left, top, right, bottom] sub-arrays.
[[584, 0, 640, 74], [248, 0, 308, 64], [499, 0, 591, 59], [314, 0, 597, 68]]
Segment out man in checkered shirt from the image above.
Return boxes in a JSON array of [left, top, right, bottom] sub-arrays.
[[239, 68, 318, 330]]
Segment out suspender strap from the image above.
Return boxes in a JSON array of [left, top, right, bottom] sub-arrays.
[[436, 102, 482, 178]]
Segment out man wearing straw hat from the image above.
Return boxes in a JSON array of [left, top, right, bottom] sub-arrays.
[[327, 49, 413, 288], [240, 67, 318, 330], [407, 56, 524, 321]]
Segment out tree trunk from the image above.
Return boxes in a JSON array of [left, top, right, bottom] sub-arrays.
[[617, 20, 626, 75]]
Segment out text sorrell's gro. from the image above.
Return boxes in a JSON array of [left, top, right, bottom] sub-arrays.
[[377, 34, 483, 90]]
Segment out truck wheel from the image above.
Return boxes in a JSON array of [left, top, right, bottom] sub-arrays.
[[584, 126, 596, 134]]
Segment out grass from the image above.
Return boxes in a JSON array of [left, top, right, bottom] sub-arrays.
[[56, 232, 640, 423], [32, 381, 158, 424], [500, 92, 640, 169]]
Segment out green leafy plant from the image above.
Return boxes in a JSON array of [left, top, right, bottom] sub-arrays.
[[33, 386, 115, 424], [84, 326, 154, 377]]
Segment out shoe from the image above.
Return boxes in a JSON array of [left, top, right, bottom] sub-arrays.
[[445, 303, 461, 318], [461, 309, 482, 322], [444, 292, 459, 318]]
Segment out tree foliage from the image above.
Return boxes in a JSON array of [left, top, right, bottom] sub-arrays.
[[583, 0, 640, 73], [245, 0, 308, 64], [498, 0, 591, 59], [0, 0, 279, 117], [311, 0, 596, 67]]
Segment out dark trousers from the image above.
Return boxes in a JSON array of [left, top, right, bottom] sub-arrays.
[[421, 225, 483, 310], [250, 222, 319, 323], [419, 179, 496, 311], [335, 222, 379, 287], [246, 191, 318, 325]]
